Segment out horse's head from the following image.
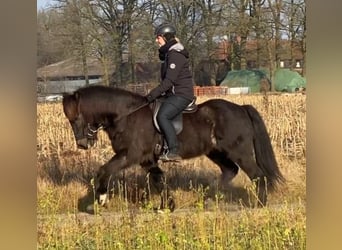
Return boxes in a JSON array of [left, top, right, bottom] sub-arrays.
[[63, 85, 148, 150], [62, 92, 99, 149]]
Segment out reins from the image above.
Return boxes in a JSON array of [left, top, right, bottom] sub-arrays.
[[114, 101, 150, 122], [86, 101, 149, 135], [126, 102, 150, 117]]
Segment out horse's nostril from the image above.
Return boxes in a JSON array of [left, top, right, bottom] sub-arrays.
[[77, 144, 88, 149], [76, 138, 88, 149]]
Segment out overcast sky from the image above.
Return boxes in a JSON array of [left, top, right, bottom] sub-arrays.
[[37, 0, 52, 10]]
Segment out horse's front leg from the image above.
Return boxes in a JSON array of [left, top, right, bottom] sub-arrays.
[[95, 153, 129, 206], [142, 162, 176, 212]]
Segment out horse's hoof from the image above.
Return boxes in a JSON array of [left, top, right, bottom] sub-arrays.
[[86, 204, 95, 214], [167, 197, 176, 212], [98, 194, 108, 206], [157, 209, 165, 214]]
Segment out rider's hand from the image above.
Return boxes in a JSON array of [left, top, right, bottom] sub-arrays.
[[145, 95, 154, 103]]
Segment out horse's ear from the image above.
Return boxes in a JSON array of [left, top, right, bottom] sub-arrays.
[[74, 91, 80, 101], [62, 91, 79, 102], [62, 91, 80, 118], [62, 91, 74, 99]]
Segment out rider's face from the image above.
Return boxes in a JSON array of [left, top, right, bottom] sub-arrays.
[[156, 35, 166, 47]]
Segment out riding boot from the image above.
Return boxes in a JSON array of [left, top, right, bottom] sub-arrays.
[[159, 148, 182, 162]]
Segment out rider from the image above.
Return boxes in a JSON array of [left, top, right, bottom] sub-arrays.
[[145, 23, 195, 161]]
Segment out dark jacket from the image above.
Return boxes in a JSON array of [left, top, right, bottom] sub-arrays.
[[147, 41, 194, 101]]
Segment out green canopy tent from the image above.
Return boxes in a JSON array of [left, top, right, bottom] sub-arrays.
[[220, 69, 270, 93], [274, 69, 306, 92], [220, 69, 306, 93]]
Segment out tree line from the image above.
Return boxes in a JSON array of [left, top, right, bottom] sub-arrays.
[[37, 0, 306, 88]]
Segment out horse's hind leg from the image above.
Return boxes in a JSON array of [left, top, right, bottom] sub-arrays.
[[142, 162, 175, 212], [208, 150, 267, 207], [234, 155, 268, 207], [207, 150, 239, 188]]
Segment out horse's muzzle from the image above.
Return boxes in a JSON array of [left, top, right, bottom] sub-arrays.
[[76, 138, 89, 149], [76, 138, 95, 149]]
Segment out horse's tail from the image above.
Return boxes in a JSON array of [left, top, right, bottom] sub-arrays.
[[243, 105, 285, 191]]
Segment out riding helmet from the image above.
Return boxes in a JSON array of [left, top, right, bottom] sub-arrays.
[[154, 23, 176, 40]]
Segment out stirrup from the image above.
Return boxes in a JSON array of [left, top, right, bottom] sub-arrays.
[[159, 152, 182, 162]]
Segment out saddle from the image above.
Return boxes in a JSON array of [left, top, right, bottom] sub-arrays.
[[152, 97, 197, 135]]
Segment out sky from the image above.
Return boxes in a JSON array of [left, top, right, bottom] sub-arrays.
[[37, 0, 53, 10]]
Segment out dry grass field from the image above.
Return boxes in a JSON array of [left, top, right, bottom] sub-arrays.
[[37, 93, 306, 249]]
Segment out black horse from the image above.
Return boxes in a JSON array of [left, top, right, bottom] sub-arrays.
[[62, 85, 284, 210]]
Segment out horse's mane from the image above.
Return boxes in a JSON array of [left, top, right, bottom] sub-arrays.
[[76, 85, 146, 117], [77, 85, 144, 98]]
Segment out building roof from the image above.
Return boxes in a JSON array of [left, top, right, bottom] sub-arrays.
[[37, 57, 114, 79]]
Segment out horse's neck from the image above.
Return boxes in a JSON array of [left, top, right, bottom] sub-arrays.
[[99, 96, 144, 120], [101, 96, 133, 110]]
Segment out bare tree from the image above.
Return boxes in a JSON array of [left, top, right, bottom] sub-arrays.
[[197, 0, 224, 84], [283, 0, 306, 74], [231, 0, 252, 70], [76, 0, 144, 85], [37, 9, 68, 67], [249, 0, 267, 68], [266, 0, 283, 68], [47, 0, 95, 85], [37, 0, 306, 88]]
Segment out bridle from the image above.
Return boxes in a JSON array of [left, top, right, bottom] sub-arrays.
[[87, 123, 104, 138]]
